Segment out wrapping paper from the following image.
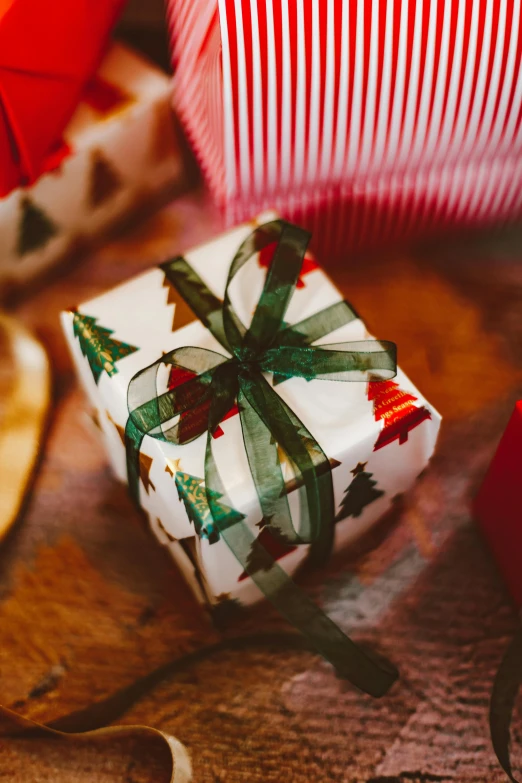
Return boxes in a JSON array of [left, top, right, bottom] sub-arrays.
[[475, 401, 522, 608], [0, 0, 126, 197], [168, 0, 522, 257], [0, 43, 182, 292], [62, 212, 440, 609]]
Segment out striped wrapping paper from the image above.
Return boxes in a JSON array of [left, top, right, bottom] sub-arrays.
[[168, 0, 522, 258]]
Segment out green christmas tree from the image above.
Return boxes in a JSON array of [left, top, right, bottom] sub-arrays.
[[72, 311, 139, 384], [17, 197, 58, 256], [172, 468, 245, 544], [335, 462, 384, 522]]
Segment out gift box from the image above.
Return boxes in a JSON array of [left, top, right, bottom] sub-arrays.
[[62, 212, 441, 616], [0, 42, 182, 292], [474, 402, 522, 608], [168, 0, 522, 258], [0, 0, 126, 197]]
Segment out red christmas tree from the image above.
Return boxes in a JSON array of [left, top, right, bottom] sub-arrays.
[[258, 242, 318, 288], [369, 379, 431, 451], [167, 365, 238, 442]]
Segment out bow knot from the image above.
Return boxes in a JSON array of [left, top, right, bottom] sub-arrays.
[[233, 346, 260, 366], [125, 219, 399, 696]]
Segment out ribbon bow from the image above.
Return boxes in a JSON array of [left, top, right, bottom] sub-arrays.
[[125, 219, 398, 696]]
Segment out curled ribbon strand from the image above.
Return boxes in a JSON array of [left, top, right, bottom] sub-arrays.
[[0, 704, 192, 783], [490, 625, 522, 782], [126, 219, 398, 697]]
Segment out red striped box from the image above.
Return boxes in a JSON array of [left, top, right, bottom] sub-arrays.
[[168, 0, 522, 258]]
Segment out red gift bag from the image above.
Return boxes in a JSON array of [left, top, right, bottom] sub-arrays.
[[475, 401, 522, 607]]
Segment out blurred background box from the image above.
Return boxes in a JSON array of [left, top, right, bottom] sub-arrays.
[[0, 43, 183, 296], [168, 0, 522, 260]]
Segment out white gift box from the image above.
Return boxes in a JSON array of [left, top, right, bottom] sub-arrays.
[[62, 213, 441, 611], [0, 42, 182, 292]]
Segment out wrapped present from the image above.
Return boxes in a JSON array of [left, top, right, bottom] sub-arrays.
[[62, 213, 440, 692], [475, 402, 522, 607], [0, 42, 182, 292], [168, 0, 522, 258], [0, 0, 126, 197]]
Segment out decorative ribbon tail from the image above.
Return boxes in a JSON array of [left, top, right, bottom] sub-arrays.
[[217, 518, 399, 696], [490, 624, 522, 782], [207, 487, 398, 695], [205, 370, 398, 698], [0, 704, 192, 783]]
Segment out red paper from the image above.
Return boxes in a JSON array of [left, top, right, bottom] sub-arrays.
[[0, 0, 126, 196], [474, 402, 522, 607]]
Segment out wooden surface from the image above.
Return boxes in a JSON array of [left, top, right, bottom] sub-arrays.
[[1, 188, 522, 782], [0, 314, 49, 542]]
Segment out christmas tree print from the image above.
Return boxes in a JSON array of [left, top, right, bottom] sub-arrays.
[[89, 150, 123, 208], [162, 275, 197, 332], [106, 411, 126, 446], [167, 364, 238, 442], [278, 448, 341, 495], [335, 462, 384, 522], [238, 518, 297, 581], [90, 409, 102, 432], [139, 453, 155, 495], [156, 517, 177, 543], [258, 241, 319, 288], [167, 463, 245, 544], [105, 410, 154, 495], [72, 311, 139, 384], [369, 378, 432, 451], [17, 197, 58, 256], [161, 258, 223, 326]]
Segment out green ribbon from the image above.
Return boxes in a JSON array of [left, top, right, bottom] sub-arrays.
[[490, 625, 522, 781], [125, 219, 398, 696]]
